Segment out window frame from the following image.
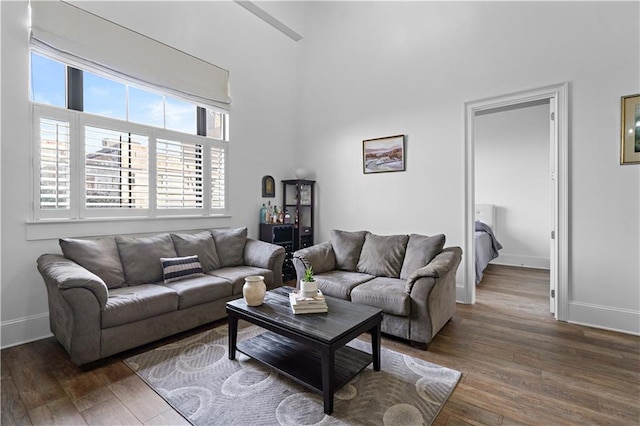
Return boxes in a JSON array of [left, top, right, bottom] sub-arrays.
[[32, 105, 228, 221]]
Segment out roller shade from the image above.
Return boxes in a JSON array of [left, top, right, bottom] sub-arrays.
[[30, 1, 231, 109]]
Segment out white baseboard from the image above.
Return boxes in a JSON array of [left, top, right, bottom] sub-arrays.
[[1, 312, 52, 349], [492, 253, 550, 270], [456, 285, 467, 304], [568, 301, 640, 336]]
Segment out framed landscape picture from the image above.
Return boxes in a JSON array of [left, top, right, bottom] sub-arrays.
[[363, 134, 406, 174], [621, 94, 640, 165]]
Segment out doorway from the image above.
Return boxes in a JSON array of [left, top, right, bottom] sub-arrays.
[[463, 83, 569, 321]]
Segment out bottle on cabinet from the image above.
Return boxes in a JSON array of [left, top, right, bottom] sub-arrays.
[[259, 204, 267, 224]]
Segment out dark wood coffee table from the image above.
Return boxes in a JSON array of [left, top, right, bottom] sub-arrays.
[[226, 286, 383, 415]]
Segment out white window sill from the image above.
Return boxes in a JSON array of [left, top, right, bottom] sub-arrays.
[[26, 214, 232, 241]]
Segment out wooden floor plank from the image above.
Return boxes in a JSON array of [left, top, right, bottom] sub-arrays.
[[1, 377, 31, 426], [79, 397, 142, 426], [28, 397, 88, 426], [1, 264, 638, 425]]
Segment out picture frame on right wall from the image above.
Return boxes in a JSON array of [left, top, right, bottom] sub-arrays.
[[620, 94, 640, 164]]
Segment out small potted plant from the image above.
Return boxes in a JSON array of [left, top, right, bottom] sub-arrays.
[[300, 266, 318, 298]]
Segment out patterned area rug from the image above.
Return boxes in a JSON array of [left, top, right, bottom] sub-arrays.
[[124, 323, 461, 426]]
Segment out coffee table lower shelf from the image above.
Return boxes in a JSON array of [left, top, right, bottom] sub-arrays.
[[236, 331, 372, 394]]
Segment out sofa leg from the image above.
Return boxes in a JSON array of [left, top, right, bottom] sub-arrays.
[[410, 340, 428, 351]]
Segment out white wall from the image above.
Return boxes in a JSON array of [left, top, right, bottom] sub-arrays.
[[0, 1, 299, 347], [475, 101, 551, 269], [296, 1, 640, 334], [2, 1, 639, 348]]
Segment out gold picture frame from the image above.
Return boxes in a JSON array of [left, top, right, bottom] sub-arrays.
[[262, 175, 275, 197], [362, 134, 406, 174], [620, 94, 640, 164]]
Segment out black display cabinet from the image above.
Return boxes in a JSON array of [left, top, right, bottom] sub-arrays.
[[282, 179, 315, 251], [259, 223, 295, 281]]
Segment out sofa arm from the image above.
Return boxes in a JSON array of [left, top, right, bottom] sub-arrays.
[[244, 239, 285, 269], [405, 247, 463, 293], [292, 241, 336, 281], [37, 254, 108, 308], [37, 254, 107, 365], [406, 247, 462, 345], [244, 239, 286, 286]]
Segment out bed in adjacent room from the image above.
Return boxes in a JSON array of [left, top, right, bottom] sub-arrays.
[[475, 204, 502, 284]]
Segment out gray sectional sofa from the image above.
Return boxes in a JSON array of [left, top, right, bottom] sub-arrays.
[[37, 227, 285, 365], [292, 230, 462, 349]]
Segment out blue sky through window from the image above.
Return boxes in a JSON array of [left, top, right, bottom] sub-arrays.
[[31, 52, 201, 136], [30, 53, 65, 107], [83, 71, 126, 120], [165, 96, 196, 134], [129, 86, 164, 128]]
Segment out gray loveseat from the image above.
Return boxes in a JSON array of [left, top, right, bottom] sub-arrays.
[[37, 227, 285, 365], [292, 230, 462, 349]]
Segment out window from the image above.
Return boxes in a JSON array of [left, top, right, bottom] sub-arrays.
[[30, 53, 66, 107], [83, 71, 127, 120], [84, 126, 149, 209], [38, 117, 70, 210], [30, 51, 228, 220], [128, 87, 164, 128], [165, 96, 197, 134], [156, 139, 203, 209]]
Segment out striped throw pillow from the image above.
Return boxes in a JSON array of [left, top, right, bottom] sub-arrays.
[[160, 255, 204, 283]]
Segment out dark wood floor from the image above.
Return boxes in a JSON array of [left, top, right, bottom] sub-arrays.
[[2, 264, 639, 425]]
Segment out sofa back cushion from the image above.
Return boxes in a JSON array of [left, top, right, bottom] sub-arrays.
[[59, 237, 126, 289], [399, 233, 446, 280], [171, 231, 220, 272], [331, 230, 368, 272], [357, 233, 409, 278], [116, 233, 177, 284], [210, 227, 247, 267]]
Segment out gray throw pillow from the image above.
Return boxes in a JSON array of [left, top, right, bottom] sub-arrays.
[[116, 233, 177, 284], [330, 230, 368, 272], [357, 233, 409, 278], [59, 237, 126, 289], [399, 234, 446, 280], [171, 231, 220, 272], [210, 227, 248, 267]]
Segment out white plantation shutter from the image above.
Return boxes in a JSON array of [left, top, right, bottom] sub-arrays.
[[156, 139, 204, 209], [84, 126, 149, 210], [39, 117, 71, 210], [211, 146, 226, 209]]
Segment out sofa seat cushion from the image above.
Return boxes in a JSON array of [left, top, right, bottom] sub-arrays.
[[314, 271, 375, 300], [209, 266, 274, 294], [350, 277, 410, 316], [102, 284, 179, 328], [157, 275, 233, 309], [357, 233, 409, 278]]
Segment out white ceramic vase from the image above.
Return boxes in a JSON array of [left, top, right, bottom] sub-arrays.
[[295, 168, 309, 179], [243, 275, 266, 306], [300, 280, 318, 298]]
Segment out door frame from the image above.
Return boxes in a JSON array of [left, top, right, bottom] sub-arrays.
[[463, 82, 569, 321]]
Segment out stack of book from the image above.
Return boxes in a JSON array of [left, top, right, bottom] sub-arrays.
[[289, 289, 328, 314]]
